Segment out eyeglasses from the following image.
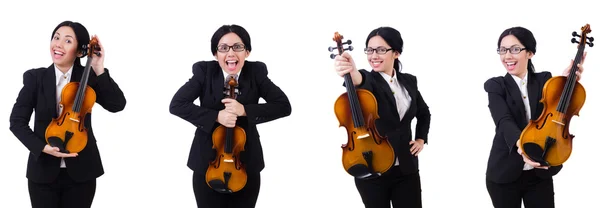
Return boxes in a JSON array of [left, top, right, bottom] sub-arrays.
[[497, 46, 526, 55], [364, 46, 393, 55], [217, 43, 245, 53]]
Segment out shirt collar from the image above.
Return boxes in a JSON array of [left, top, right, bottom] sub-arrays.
[[54, 64, 73, 85], [378, 70, 396, 83], [223, 69, 241, 84], [511, 71, 528, 86]]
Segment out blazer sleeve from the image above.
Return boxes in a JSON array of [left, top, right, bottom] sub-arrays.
[[9, 70, 46, 160], [244, 62, 292, 125], [411, 75, 431, 143], [91, 69, 126, 112], [484, 77, 521, 153], [169, 62, 220, 133]]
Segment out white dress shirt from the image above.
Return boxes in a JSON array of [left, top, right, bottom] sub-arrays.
[[379, 71, 412, 166], [55, 64, 73, 168], [510, 72, 534, 171]]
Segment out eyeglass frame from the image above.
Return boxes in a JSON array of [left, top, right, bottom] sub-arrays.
[[497, 46, 527, 55], [364, 46, 393, 55], [216, 43, 246, 53]]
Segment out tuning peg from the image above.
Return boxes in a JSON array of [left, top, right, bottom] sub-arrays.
[[343, 40, 352, 45], [328, 46, 336, 52], [571, 38, 579, 44], [572, 31, 581, 37], [330, 54, 337, 59], [588, 42, 594, 47], [587, 36, 594, 42], [345, 46, 354, 51]]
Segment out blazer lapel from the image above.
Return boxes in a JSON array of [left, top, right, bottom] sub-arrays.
[[397, 73, 416, 124], [236, 67, 251, 103], [211, 64, 226, 102], [371, 71, 400, 120], [527, 72, 540, 120], [43, 65, 57, 118], [503, 73, 527, 123]]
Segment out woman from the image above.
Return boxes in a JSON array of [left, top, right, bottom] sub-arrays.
[[484, 26, 585, 208], [9, 20, 127, 208], [333, 26, 431, 208], [169, 24, 292, 208]]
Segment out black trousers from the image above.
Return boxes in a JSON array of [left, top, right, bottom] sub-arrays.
[[354, 166, 422, 208], [28, 169, 96, 208], [486, 170, 555, 208], [193, 169, 261, 208]]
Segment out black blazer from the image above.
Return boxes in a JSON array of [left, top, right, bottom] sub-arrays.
[[484, 71, 562, 184], [350, 69, 431, 175], [169, 60, 291, 174], [9, 64, 126, 183]]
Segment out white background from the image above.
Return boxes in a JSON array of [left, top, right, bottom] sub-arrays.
[[1, 0, 598, 207]]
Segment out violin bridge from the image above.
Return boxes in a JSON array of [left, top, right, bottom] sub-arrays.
[[357, 133, 370, 140], [551, 120, 565, 126], [69, 118, 80, 123], [224, 159, 234, 163]]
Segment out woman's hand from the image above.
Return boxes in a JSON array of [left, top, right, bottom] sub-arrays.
[[89, 34, 106, 76], [409, 139, 425, 156], [562, 51, 586, 81], [42, 145, 78, 158]]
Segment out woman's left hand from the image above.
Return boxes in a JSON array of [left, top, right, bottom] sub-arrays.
[[562, 51, 586, 81], [90, 34, 105, 76], [410, 139, 425, 156]]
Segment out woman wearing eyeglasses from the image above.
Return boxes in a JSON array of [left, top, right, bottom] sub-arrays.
[[169, 24, 291, 208], [484, 26, 585, 208], [333, 26, 431, 208]]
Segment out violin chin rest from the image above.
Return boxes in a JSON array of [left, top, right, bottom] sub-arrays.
[[47, 136, 70, 154], [208, 179, 233, 194], [522, 142, 550, 167]]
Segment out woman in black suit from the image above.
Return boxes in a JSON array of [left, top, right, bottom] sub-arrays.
[[484, 26, 585, 208], [169, 24, 291, 208], [333, 26, 431, 208], [9, 20, 127, 208]]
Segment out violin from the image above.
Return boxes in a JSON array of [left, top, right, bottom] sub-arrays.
[[206, 75, 247, 193], [45, 36, 101, 153], [519, 24, 594, 166], [329, 32, 396, 179]]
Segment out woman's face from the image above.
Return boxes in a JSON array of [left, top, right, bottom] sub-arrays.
[[366, 35, 398, 75], [498, 34, 533, 78], [50, 26, 80, 70], [214, 32, 249, 75]]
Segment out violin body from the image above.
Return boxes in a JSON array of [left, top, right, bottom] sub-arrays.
[[519, 24, 593, 166], [519, 76, 585, 166], [335, 89, 395, 178], [44, 36, 100, 154], [205, 75, 248, 193], [329, 32, 395, 179], [45, 83, 96, 153]]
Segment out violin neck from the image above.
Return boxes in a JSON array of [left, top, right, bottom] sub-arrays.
[[72, 57, 93, 113], [343, 73, 366, 128], [557, 44, 586, 113], [225, 127, 234, 154]]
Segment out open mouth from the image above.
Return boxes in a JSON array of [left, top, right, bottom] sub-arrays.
[[53, 50, 65, 59], [506, 61, 516, 70], [226, 60, 238, 70], [371, 60, 383, 68]]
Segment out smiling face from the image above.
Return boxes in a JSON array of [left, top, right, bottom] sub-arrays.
[[498, 34, 533, 78], [214, 32, 250, 75], [366, 35, 399, 76], [50, 26, 81, 71]]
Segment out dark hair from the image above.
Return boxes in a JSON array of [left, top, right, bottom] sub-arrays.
[[210, 24, 252, 55], [50, 21, 90, 67], [365, 26, 404, 72], [497, 26, 537, 73]]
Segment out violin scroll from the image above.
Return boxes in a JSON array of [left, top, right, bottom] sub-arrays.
[[81, 36, 102, 57], [571, 24, 594, 47], [329, 32, 354, 59]]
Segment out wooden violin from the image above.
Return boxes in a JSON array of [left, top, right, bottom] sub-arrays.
[[329, 32, 395, 179], [206, 75, 247, 193], [45, 36, 101, 153], [519, 24, 593, 166]]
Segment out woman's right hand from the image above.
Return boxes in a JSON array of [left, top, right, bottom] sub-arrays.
[[334, 51, 362, 85], [42, 145, 78, 158], [516, 139, 549, 169], [217, 110, 237, 128]]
